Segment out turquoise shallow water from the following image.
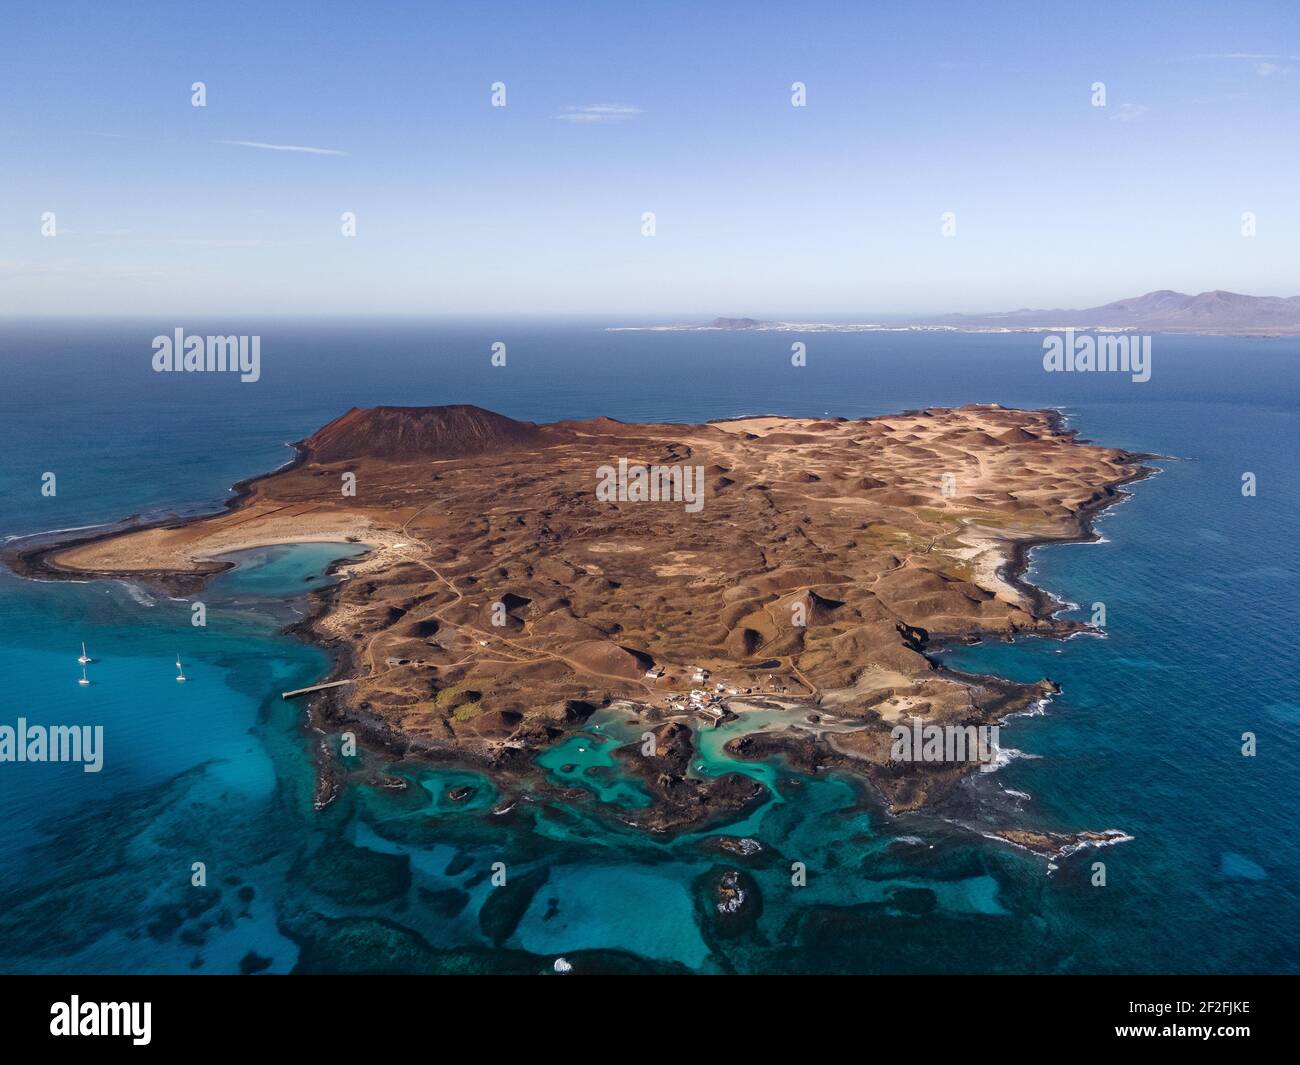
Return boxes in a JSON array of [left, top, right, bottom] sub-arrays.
[[0, 321, 1296, 973], [537, 726, 654, 808]]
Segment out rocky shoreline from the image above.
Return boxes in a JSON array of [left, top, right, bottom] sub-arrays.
[[0, 404, 1158, 855]]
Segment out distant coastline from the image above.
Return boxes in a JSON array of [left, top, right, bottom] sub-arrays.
[[612, 290, 1300, 337], [609, 320, 1144, 335]]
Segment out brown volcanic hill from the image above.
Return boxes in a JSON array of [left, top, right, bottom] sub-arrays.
[[997, 426, 1038, 444], [301, 405, 546, 462]]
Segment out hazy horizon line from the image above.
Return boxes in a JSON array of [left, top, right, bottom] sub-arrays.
[[3, 286, 1299, 324]]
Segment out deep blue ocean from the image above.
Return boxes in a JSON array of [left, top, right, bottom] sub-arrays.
[[0, 320, 1296, 973]]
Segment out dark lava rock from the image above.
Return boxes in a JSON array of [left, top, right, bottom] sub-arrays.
[[287, 912, 511, 974], [444, 851, 474, 877], [239, 951, 273, 975], [419, 886, 471, 919], [278, 913, 684, 974], [292, 840, 411, 905], [705, 836, 763, 858], [178, 925, 207, 947], [889, 886, 938, 915], [145, 890, 220, 942], [478, 867, 549, 946], [696, 866, 763, 940], [615, 721, 767, 833]]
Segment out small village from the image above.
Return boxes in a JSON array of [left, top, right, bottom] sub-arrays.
[[648, 665, 794, 725]]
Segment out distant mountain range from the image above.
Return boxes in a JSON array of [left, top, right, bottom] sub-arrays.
[[613, 291, 1300, 336], [928, 290, 1300, 335]]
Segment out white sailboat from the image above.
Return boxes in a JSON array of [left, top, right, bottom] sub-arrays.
[[175, 654, 187, 683], [78, 641, 91, 665], [78, 664, 90, 686]]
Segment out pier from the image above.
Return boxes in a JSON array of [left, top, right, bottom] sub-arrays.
[[281, 679, 353, 700]]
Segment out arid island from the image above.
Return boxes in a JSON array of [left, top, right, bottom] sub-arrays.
[[11, 404, 1151, 855]]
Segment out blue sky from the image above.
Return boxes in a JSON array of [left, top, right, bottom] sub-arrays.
[[3, 0, 1299, 317]]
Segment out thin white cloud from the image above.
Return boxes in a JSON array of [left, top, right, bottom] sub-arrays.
[[554, 103, 643, 124], [1183, 52, 1300, 61], [220, 139, 350, 156], [177, 238, 265, 248], [1182, 52, 1295, 77], [1111, 102, 1149, 122], [0, 259, 165, 280]]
